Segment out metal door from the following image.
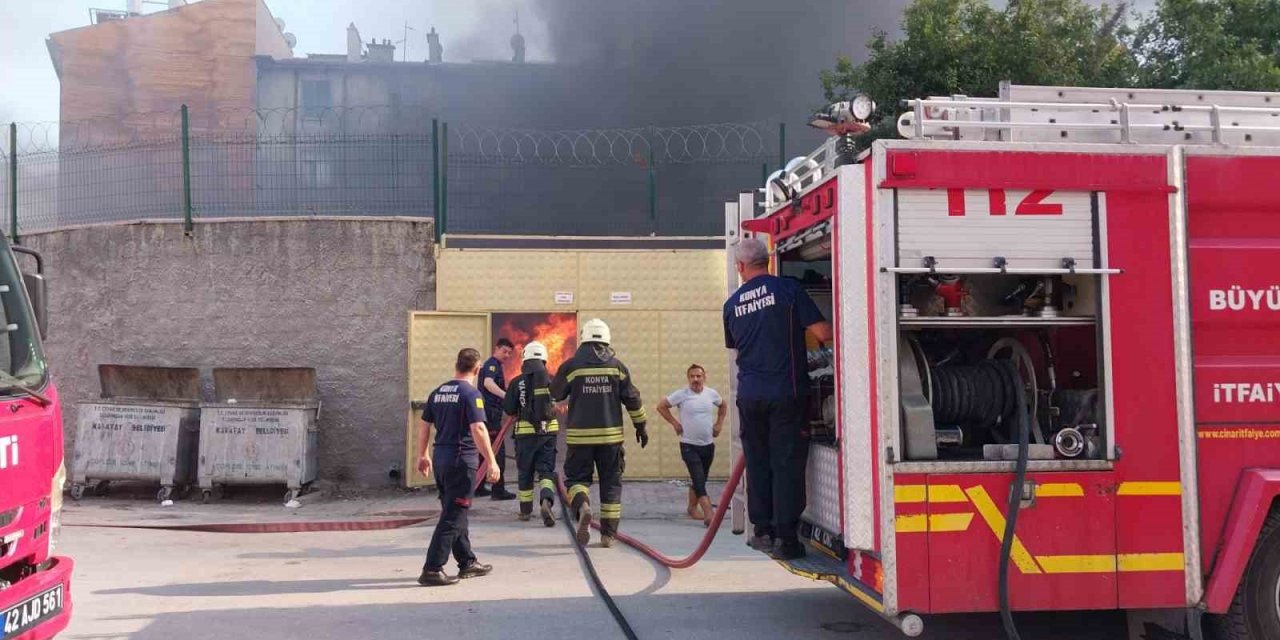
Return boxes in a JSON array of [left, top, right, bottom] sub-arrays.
[[405, 311, 489, 488]]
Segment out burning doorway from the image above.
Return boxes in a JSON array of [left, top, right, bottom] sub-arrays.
[[491, 313, 578, 383]]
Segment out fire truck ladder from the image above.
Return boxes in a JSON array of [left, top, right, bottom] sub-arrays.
[[899, 83, 1280, 147]]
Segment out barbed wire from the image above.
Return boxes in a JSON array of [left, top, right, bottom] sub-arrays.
[[6, 106, 774, 165], [450, 121, 771, 165]]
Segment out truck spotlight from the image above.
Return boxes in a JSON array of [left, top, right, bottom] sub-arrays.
[[808, 95, 876, 134]]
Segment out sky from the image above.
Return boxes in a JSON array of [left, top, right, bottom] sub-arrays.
[[0, 0, 1157, 126], [0, 0, 553, 124]]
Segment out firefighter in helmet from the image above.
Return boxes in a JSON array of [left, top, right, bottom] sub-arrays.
[[551, 318, 648, 547], [502, 341, 560, 527]]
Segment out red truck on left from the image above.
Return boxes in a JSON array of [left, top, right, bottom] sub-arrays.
[[0, 241, 72, 640]]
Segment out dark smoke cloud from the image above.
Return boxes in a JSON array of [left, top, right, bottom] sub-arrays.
[[527, 0, 910, 143]]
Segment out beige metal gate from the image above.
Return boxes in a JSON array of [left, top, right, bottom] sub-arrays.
[[410, 247, 729, 481], [405, 312, 489, 488]]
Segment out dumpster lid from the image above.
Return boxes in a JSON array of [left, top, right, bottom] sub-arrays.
[[212, 367, 317, 403], [98, 365, 201, 401]]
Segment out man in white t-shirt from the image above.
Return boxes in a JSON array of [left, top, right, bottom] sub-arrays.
[[656, 364, 727, 526]]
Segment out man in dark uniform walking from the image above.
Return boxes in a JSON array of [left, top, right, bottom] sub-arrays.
[[724, 237, 832, 560], [502, 340, 559, 527], [416, 347, 502, 586], [478, 337, 516, 500], [552, 318, 649, 548]]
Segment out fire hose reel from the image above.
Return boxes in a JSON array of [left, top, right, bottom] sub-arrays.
[[898, 334, 1101, 462]]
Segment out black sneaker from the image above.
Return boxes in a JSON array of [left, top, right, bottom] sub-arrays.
[[417, 569, 459, 587], [540, 500, 556, 527], [491, 490, 517, 501], [474, 486, 492, 498], [747, 534, 775, 552], [458, 563, 493, 579], [770, 539, 807, 561]]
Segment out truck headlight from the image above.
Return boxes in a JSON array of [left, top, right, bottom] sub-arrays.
[[49, 462, 65, 552]]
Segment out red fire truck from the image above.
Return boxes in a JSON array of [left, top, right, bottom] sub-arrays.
[[0, 243, 72, 640], [725, 83, 1280, 639]]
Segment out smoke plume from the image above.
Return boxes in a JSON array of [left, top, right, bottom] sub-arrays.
[[527, 0, 911, 139]]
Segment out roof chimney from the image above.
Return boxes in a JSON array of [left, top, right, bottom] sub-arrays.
[[366, 38, 395, 63], [427, 27, 443, 63], [127, 0, 143, 15], [347, 23, 362, 62]]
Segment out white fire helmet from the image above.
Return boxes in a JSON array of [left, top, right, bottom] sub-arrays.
[[580, 318, 611, 345], [522, 340, 548, 362]]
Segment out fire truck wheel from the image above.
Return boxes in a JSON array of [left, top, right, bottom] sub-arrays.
[[1212, 510, 1280, 640]]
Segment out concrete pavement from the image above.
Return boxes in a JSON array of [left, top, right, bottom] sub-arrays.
[[56, 481, 1127, 639]]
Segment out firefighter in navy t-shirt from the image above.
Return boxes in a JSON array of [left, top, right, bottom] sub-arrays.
[[477, 338, 516, 500], [415, 347, 502, 587], [723, 237, 833, 560]]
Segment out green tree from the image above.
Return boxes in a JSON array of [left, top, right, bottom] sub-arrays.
[[821, 0, 1135, 141], [1132, 0, 1280, 90]]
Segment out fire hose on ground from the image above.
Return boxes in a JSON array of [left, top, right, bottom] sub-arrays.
[[476, 418, 943, 638], [472, 418, 744, 639], [476, 418, 744, 569]]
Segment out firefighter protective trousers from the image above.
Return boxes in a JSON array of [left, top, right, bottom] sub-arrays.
[[565, 443, 625, 536]]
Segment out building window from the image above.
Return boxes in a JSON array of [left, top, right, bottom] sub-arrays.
[[301, 80, 332, 117], [302, 158, 333, 188]]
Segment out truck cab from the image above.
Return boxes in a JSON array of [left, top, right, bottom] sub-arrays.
[[0, 240, 72, 640]]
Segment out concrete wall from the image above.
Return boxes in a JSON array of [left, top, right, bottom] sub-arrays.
[[24, 218, 435, 487]]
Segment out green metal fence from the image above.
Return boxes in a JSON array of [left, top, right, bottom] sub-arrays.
[[0, 106, 779, 241]]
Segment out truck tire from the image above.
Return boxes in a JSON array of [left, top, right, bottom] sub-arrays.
[[1211, 510, 1280, 640]]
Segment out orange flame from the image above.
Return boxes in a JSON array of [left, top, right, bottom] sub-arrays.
[[492, 313, 578, 383]]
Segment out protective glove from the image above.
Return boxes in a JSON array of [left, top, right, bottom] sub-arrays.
[[635, 423, 649, 449]]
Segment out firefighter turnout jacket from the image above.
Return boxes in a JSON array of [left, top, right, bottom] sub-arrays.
[[551, 343, 647, 445], [503, 360, 561, 437]]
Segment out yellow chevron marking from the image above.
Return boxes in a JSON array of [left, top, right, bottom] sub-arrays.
[[929, 485, 968, 503], [1036, 483, 1084, 498], [895, 515, 927, 533], [1036, 555, 1117, 574], [895, 485, 926, 504], [930, 513, 975, 532], [1035, 553, 1184, 574], [895, 513, 974, 533], [1117, 482, 1181, 496], [965, 485, 1042, 574], [1117, 553, 1184, 572]]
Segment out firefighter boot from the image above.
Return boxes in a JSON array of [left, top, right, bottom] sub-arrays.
[[518, 491, 534, 522], [540, 499, 556, 527], [571, 492, 593, 546], [539, 479, 557, 527], [599, 518, 619, 548]]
